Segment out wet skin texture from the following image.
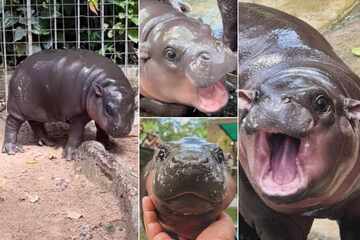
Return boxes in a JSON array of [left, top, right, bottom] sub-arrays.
[[217, 0, 237, 52], [2, 49, 135, 160], [140, 0, 236, 114], [143, 137, 236, 240], [239, 3, 360, 240]]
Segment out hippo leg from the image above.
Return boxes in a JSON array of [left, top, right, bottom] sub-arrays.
[[2, 115, 25, 155], [338, 217, 360, 240], [28, 121, 55, 147], [95, 123, 112, 149], [63, 115, 89, 160]]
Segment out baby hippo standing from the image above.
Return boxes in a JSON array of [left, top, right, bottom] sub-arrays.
[[2, 49, 135, 160]]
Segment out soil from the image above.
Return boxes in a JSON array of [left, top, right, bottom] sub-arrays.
[[0, 111, 138, 240]]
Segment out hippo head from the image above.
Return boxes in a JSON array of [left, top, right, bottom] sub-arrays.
[[239, 67, 360, 213], [148, 137, 232, 215], [140, 18, 236, 113], [87, 79, 135, 138]]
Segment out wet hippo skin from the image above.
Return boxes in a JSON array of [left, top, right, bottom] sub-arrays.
[[142, 137, 236, 240], [217, 0, 237, 52], [2, 49, 135, 160], [140, 0, 236, 114], [239, 3, 360, 240]]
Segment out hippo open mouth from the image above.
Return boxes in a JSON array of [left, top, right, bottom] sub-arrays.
[[196, 80, 228, 112], [255, 131, 308, 199]]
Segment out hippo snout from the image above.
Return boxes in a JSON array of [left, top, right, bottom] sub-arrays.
[[172, 152, 210, 165], [198, 52, 212, 63], [110, 121, 132, 138], [243, 98, 314, 138]]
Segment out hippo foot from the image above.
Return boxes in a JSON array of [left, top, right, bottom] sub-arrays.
[[63, 147, 75, 161], [2, 143, 25, 155], [37, 137, 56, 147]]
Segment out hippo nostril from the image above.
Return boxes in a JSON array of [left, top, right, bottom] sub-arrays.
[[199, 53, 211, 62]]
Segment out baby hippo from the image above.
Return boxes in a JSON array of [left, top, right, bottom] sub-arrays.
[[2, 49, 135, 160]]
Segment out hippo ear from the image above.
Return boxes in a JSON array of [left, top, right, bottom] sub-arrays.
[[139, 42, 151, 61], [238, 89, 256, 111], [344, 98, 360, 120], [93, 82, 103, 97]]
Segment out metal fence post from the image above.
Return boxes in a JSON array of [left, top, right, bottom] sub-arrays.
[[26, 0, 33, 55], [77, 0, 80, 48], [1, 0, 8, 106], [53, 0, 58, 49], [100, 0, 104, 56]]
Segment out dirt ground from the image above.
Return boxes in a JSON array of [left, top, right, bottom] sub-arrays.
[[0, 110, 138, 240]]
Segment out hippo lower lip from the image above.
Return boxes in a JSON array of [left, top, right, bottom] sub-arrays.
[[196, 80, 228, 112], [164, 192, 218, 215], [255, 132, 308, 198]]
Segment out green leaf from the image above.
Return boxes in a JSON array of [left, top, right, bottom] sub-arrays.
[[88, 0, 99, 15], [127, 29, 138, 43], [3, 11, 18, 28], [14, 26, 26, 41], [352, 47, 360, 57], [130, 15, 138, 25], [15, 43, 26, 55], [118, 12, 126, 19], [31, 18, 50, 35]]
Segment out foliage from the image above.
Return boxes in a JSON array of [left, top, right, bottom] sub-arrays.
[[0, 0, 138, 65], [140, 118, 208, 143]]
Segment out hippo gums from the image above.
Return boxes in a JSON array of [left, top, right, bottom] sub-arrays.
[[140, 0, 236, 114], [2, 49, 135, 160], [239, 3, 360, 240], [143, 137, 236, 239]]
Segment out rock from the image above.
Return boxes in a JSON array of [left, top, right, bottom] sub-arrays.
[[66, 210, 83, 219], [79, 224, 92, 240]]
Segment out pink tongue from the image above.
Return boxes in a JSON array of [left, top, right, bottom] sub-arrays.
[[197, 81, 228, 112], [271, 136, 298, 185]]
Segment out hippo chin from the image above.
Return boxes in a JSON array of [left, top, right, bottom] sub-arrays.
[[2, 49, 135, 160], [140, 0, 236, 113], [239, 3, 360, 240], [144, 137, 235, 239]]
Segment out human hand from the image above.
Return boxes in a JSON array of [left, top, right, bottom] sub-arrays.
[[142, 196, 235, 240]]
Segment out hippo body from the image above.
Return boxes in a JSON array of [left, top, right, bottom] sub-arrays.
[[2, 49, 135, 160], [140, 0, 236, 115], [217, 0, 237, 52], [142, 137, 236, 239], [239, 3, 360, 240]]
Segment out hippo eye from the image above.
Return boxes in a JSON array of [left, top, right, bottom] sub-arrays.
[[157, 146, 168, 161], [313, 95, 331, 113], [214, 148, 224, 163], [105, 104, 114, 116], [164, 47, 177, 61]]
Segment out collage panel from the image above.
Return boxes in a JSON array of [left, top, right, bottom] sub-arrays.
[[140, 118, 238, 239], [239, 1, 360, 240], [0, 0, 139, 239], [139, 0, 237, 117]]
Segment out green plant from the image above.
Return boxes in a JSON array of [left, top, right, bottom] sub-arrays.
[[0, 0, 138, 65]]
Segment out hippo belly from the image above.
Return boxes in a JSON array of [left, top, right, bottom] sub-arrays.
[[239, 3, 360, 240]]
